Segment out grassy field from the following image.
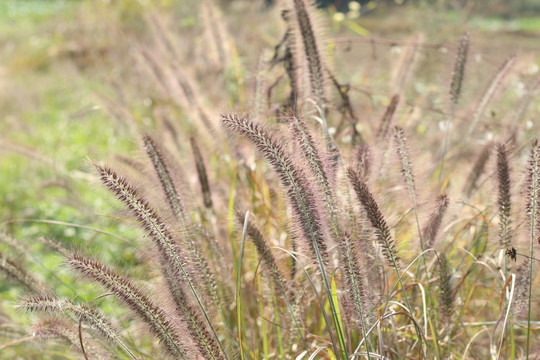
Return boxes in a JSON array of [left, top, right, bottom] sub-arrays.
[[1, 0, 540, 359]]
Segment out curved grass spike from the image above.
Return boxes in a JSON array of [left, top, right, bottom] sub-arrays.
[[0, 252, 45, 294], [496, 143, 512, 249], [394, 126, 416, 195], [437, 254, 453, 357], [423, 194, 449, 249], [377, 94, 400, 140], [93, 163, 229, 359], [281, 21, 304, 107], [287, 0, 327, 110], [235, 210, 309, 350], [347, 167, 427, 358], [201, 1, 229, 67], [288, 114, 374, 357], [394, 124, 435, 292], [511, 260, 531, 318], [354, 144, 372, 179], [438, 255, 453, 322], [288, 115, 336, 225], [162, 266, 225, 360], [346, 168, 398, 265], [142, 136, 189, 226], [32, 317, 104, 359], [466, 55, 516, 138], [393, 126, 421, 248], [253, 52, 269, 120], [463, 144, 492, 198], [19, 295, 138, 360], [391, 34, 421, 94], [440, 32, 469, 186], [525, 140, 540, 358], [143, 136, 220, 308], [66, 253, 188, 359], [283, 0, 338, 168], [449, 32, 469, 106], [235, 210, 288, 296], [338, 233, 374, 359], [142, 137, 228, 344], [393, 126, 437, 348], [190, 136, 214, 210], [221, 113, 347, 359], [221, 114, 328, 263], [509, 75, 540, 139]]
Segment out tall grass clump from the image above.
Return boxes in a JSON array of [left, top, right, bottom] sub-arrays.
[[1, 1, 540, 359]]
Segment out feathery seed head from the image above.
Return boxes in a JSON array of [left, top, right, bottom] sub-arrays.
[[450, 32, 469, 105], [66, 252, 189, 358], [221, 113, 328, 262], [347, 167, 400, 266], [496, 142, 513, 248], [423, 194, 449, 249]]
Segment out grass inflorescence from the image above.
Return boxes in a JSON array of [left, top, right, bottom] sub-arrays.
[[1, 1, 540, 359]]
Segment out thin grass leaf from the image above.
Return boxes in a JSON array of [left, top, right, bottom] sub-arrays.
[[236, 210, 249, 360]]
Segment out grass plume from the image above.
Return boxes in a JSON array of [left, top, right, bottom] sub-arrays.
[[0, 252, 45, 294], [221, 112, 349, 358], [467, 55, 516, 137], [377, 94, 400, 140], [496, 143, 513, 248], [347, 167, 399, 266], [190, 136, 214, 210], [449, 32, 469, 106], [286, 0, 327, 109], [143, 135, 220, 310], [93, 162, 227, 358], [463, 143, 492, 198], [221, 113, 328, 262], [423, 194, 449, 249], [525, 139, 540, 356], [66, 252, 188, 359]]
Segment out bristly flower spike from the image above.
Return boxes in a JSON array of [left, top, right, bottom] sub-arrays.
[[525, 140, 540, 357], [93, 162, 228, 359], [423, 194, 449, 249], [221, 113, 328, 262], [66, 253, 188, 359], [496, 143, 513, 248], [221, 113, 349, 359], [450, 32, 469, 106], [347, 167, 399, 266]]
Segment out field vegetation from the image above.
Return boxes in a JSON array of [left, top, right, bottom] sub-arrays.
[[1, 0, 540, 359]]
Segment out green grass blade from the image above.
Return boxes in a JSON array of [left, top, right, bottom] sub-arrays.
[[236, 210, 249, 360], [330, 272, 346, 356]]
